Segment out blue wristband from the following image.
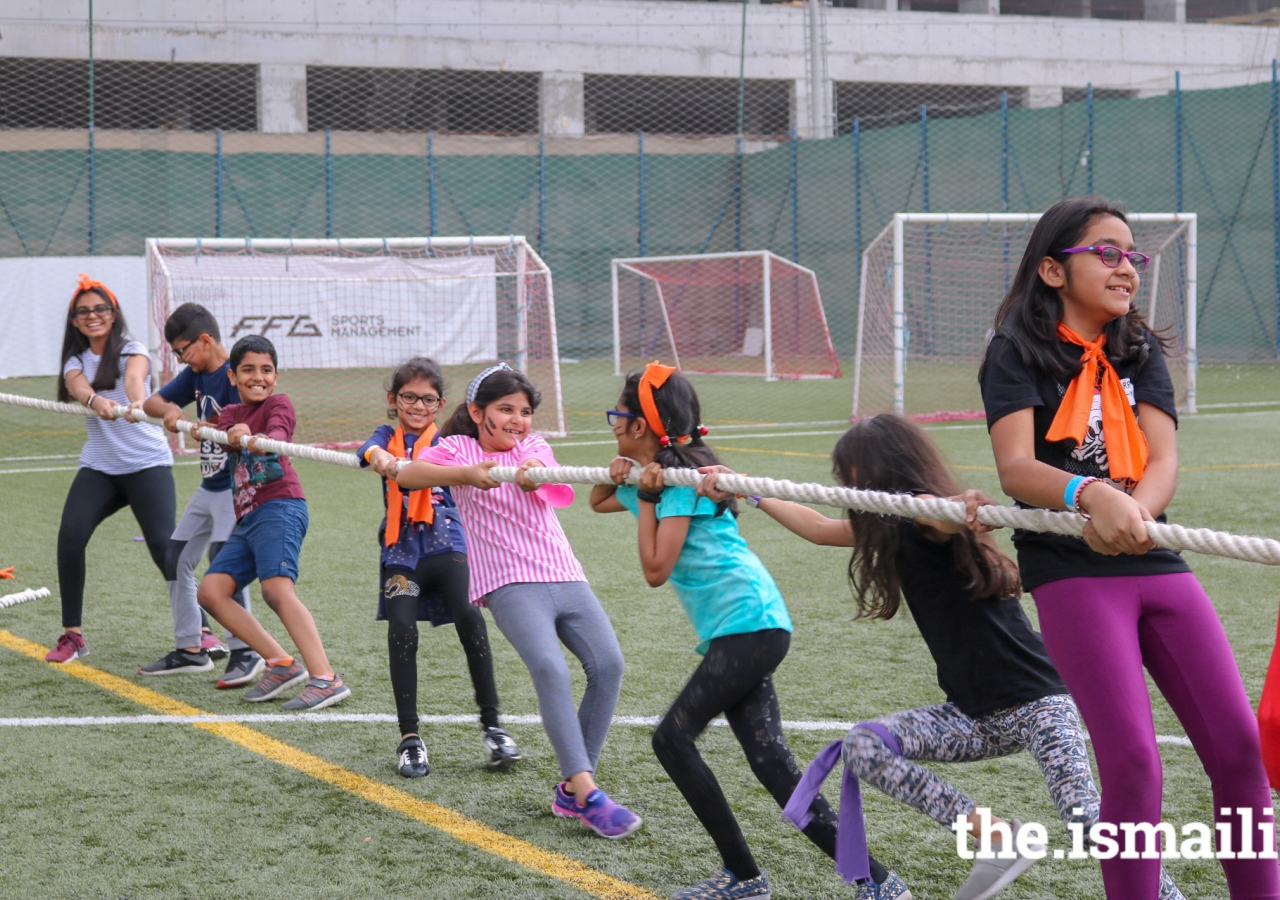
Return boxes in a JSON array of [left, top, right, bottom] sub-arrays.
[[1063, 475, 1086, 511]]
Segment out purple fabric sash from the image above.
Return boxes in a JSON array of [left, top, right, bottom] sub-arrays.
[[780, 724, 902, 885]]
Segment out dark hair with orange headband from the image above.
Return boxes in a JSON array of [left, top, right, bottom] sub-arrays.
[[57, 275, 130, 402], [619, 362, 734, 516]]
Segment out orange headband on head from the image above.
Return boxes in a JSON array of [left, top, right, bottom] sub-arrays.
[[637, 360, 707, 447], [71, 274, 118, 310]]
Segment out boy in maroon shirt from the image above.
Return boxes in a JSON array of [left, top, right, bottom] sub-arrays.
[[197, 335, 350, 709]]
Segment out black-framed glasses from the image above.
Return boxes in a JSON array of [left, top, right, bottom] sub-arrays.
[[1058, 245, 1150, 274], [171, 341, 194, 362], [606, 410, 639, 427], [398, 391, 443, 410], [72, 304, 114, 320]]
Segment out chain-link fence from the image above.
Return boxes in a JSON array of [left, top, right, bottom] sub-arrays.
[[2, 55, 1278, 437]]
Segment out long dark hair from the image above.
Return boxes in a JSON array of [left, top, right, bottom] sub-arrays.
[[833, 415, 1021, 620], [439, 367, 541, 439], [981, 196, 1166, 385], [619, 370, 736, 516], [384, 357, 445, 420], [57, 287, 129, 402]]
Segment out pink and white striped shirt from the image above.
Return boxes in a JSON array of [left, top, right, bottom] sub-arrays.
[[417, 434, 585, 603]]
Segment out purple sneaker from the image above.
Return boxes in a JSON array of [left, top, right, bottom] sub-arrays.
[[576, 789, 642, 839], [551, 782, 583, 820]]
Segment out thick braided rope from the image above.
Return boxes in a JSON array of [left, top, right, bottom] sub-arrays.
[[6, 391, 1280, 565], [0, 587, 51, 609]]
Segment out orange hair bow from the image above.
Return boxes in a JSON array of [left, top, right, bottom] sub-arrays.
[[637, 361, 708, 447], [71, 274, 119, 310]]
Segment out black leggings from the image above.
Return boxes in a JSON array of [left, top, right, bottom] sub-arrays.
[[385, 552, 500, 736], [651, 629, 889, 884], [57, 466, 175, 629]]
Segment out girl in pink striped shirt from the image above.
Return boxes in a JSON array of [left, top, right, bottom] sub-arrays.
[[380, 363, 641, 839]]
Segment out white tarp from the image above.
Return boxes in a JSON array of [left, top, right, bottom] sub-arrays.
[[157, 254, 498, 368], [0, 257, 148, 379]]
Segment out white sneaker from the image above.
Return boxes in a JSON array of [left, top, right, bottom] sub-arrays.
[[953, 819, 1042, 900]]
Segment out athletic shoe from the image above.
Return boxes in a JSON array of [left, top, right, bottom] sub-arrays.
[[138, 649, 213, 676], [217, 649, 265, 689], [199, 631, 230, 659], [671, 868, 771, 900], [854, 873, 913, 900], [1158, 867, 1186, 900], [281, 674, 351, 711], [241, 660, 309, 703], [952, 820, 1042, 900], [552, 782, 583, 820], [574, 789, 642, 839], [482, 726, 522, 769], [397, 735, 430, 778], [44, 631, 89, 664]]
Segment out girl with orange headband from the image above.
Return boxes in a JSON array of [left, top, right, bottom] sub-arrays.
[[590, 364, 907, 900], [979, 197, 1277, 899], [360, 358, 520, 779]]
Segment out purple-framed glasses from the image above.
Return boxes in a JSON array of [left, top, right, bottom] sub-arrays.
[[1058, 245, 1150, 274], [606, 410, 639, 426]]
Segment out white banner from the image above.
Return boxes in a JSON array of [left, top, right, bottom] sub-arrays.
[[0, 257, 148, 379], [161, 254, 499, 369]]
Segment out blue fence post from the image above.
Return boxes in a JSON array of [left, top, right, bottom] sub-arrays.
[[325, 128, 333, 239], [428, 132, 437, 237], [88, 129, 96, 255], [1175, 72, 1183, 213], [638, 131, 646, 257], [920, 105, 930, 212], [853, 117, 862, 259], [734, 134, 743, 252], [1272, 60, 1280, 356], [1000, 92, 1009, 213], [215, 130, 223, 238], [538, 135, 546, 256], [1086, 83, 1094, 196], [790, 127, 799, 262], [921, 103, 933, 354]]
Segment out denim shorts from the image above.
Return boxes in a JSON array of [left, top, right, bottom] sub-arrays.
[[207, 498, 308, 590]]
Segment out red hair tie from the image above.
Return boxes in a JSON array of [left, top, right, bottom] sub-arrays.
[[698, 425, 709, 436]]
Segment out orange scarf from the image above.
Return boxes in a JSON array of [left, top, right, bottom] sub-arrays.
[[1044, 323, 1148, 483], [384, 424, 436, 547]]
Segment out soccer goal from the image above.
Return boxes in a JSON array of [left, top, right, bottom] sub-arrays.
[[611, 250, 841, 381], [851, 213, 1197, 420], [147, 236, 566, 444]]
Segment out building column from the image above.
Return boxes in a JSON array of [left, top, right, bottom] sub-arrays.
[[1145, 0, 1186, 20], [257, 64, 308, 133], [791, 78, 835, 139], [958, 0, 1000, 13], [1026, 86, 1064, 108], [540, 72, 585, 137], [857, 0, 899, 8]]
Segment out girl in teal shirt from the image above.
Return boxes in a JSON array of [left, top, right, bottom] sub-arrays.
[[590, 363, 907, 900]]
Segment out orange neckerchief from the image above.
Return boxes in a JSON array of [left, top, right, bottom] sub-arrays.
[[384, 423, 436, 546], [638, 360, 692, 447], [71, 274, 119, 309], [1044, 323, 1148, 483]]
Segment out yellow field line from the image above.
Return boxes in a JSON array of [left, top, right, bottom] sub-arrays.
[[0, 628, 659, 900]]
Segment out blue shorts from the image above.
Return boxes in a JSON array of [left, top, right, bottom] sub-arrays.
[[207, 498, 308, 590]]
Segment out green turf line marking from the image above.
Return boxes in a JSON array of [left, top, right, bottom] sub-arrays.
[[0, 628, 661, 900]]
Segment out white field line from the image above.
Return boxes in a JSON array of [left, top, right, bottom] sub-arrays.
[[0, 460, 201, 476], [0, 453, 81, 463], [0, 712, 1194, 746]]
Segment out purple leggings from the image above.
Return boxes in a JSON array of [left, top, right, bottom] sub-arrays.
[[1033, 573, 1278, 900]]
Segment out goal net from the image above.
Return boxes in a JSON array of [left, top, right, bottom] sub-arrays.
[[612, 251, 841, 380], [852, 213, 1197, 420], [147, 236, 566, 445]]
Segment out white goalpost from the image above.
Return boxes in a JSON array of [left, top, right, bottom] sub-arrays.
[[146, 236, 567, 444], [852, 212, 1197, 420], [611, 250, 841, 381]]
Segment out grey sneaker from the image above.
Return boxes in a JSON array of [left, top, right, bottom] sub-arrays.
[[671, 868, 770, 900], [138, 649, 213, 676], [217, 649, 265, 689], [953, 819, 1041, 900], [397, 735, 430, 778], [281, 675, 351, 711], [482, 726, 522, 769], [854, 873, 912, 899], [242, 660, 309, 702]]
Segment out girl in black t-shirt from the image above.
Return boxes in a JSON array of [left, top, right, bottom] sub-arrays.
[[979, 196, 1276, 899], [701, 414, 1182, 900]]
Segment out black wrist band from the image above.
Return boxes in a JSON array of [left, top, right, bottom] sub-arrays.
[[636, 489, 664, 504]]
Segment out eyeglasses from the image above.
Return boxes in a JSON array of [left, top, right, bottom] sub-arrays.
[[1058, 245, 1150, 274], [171, 341, 194, 363], [72, 304, 114, 320], [397, 392, 443, 410], [606, 410, 639, 427]]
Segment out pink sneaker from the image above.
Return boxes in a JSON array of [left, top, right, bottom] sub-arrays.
[[199, 631, 229, 659], [45, 631, 89, 663]]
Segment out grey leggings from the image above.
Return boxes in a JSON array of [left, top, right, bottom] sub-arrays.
[[485, 581, 625, 779], [843, 694, 1183, 900]]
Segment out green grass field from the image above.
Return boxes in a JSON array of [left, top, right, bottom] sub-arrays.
[[2, 372, 1280, 900]]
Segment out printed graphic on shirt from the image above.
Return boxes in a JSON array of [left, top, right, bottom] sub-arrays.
[[1058, 375, 1136, 488], [195, 391, 227, 480], [384, 573, 421, 599], [232, 450, 285, 515]]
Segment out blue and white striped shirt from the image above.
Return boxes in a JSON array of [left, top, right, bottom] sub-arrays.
[[63, 340, 173, 475]]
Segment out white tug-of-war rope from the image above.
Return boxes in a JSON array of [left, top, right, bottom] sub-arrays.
[[0, 587, 51, 609], [6, 390, 1280, 567]]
